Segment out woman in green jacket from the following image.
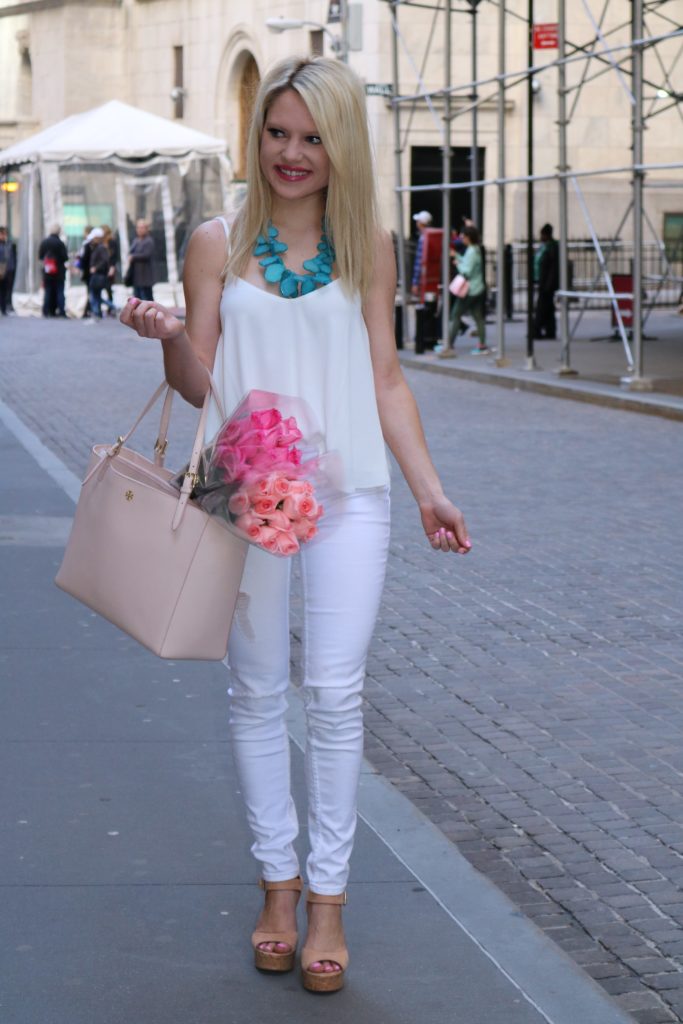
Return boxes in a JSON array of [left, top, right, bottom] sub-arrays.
[[446, 224, 489, 355]]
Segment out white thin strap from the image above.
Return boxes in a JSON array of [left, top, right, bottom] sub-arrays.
[[215, 216, 230, 239]]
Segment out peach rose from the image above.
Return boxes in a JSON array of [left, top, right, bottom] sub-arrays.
[[234, 512, 265, 540], [274, 530, 300, 555], [227, 490, 250, 515], [253, 496, 277, 516]]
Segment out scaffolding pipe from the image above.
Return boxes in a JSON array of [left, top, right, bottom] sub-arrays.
[[470, 1, 479, 224], [390, 1, 409, 345], [390, 27, 683, 104], [630, 0, 647, 386], [557, 0, 573, 374], [495, 0, 507, 364], [525, 0, 537, 369], [397, 158, 683, 193], [441, 0, 452, 348]]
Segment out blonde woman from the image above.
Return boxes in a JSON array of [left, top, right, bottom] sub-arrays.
[[120, 56, 470, 994]]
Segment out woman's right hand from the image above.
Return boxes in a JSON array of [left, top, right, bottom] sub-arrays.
[[119, 296, 185, 342]]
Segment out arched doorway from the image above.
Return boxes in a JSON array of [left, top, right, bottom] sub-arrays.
[[237, 54, 260, 180]]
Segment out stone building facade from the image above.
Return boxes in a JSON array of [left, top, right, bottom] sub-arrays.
[[0, 0, 681, 248]]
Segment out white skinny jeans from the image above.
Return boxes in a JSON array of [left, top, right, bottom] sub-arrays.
[[226, 487, 390, 894]]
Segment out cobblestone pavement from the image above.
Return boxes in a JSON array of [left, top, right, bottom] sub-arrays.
[[3, 315, 683, 1022]]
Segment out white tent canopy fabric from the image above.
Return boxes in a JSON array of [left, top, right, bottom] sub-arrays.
[[1, 101, 230, 300], [0, 100, 226, 166]]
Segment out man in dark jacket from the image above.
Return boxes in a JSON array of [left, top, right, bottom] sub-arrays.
[[0, 226, 16, 316], [38, 225, 69, 317], [533, 222, 560, 340], [87, 227, 116, 320], [127, 219, 155, 301]]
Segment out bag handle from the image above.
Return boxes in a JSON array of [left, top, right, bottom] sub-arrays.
[[82, 372, 225, 497], [154, 386, 174, 466]]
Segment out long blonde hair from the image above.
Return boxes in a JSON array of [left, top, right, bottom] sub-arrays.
[[224, 57, 379, 297]]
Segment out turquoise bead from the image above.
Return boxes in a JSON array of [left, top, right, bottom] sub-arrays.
[[253, 220, 336, 299], [264, 263, 285, 283], [280, 275, 299, 298]]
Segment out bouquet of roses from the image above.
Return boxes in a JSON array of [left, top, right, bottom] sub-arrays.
[[172, 390, 338, 557]]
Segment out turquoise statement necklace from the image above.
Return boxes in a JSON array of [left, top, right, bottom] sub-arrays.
[[254, 221, 335, 298]]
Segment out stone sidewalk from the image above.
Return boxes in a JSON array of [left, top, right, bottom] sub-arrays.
[[2, 314, 683, 1021]]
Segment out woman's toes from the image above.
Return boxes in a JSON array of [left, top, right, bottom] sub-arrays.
[[259, 940, 291, 953]]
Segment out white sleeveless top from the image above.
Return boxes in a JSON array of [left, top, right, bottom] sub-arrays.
[[206, 223, 390, 494]]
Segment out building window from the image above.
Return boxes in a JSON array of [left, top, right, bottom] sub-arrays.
[[310, 30, 324, 57], [663, 213, 683, 263], [173, 45, 184, 119], [237, 54, 260, 180]]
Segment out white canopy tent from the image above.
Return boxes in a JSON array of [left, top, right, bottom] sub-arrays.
[[0, 100, 232, 299]]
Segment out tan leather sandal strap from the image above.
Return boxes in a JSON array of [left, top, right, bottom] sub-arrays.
[[302, 946, 350, 971], [258, 876, 303, 893], [306, 889, 347, 905]]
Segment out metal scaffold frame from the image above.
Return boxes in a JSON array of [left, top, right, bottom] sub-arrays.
[[384, 0, 683, 387]]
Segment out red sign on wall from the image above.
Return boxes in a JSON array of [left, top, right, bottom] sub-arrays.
[[533, 23, 559, 49]]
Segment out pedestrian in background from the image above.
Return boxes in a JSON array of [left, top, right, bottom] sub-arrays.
[[0, 226, 15, 316], [77, 224, 93, 318], [87, 228, 116, 320], [442, 224, 489, 356], [102, 225, 120, 314], [38, 224, 68, 318], [126, 218, 154, 301], [410, 209, 432, 299], [120, 55, 470, 994], [533, 222, 559, 340]]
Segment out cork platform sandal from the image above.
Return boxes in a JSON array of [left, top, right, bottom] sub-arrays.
[[251, 877, 303, 973], [300, 890, 349, 993]]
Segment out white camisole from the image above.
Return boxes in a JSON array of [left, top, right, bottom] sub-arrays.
[[206, 220, 390, 494]]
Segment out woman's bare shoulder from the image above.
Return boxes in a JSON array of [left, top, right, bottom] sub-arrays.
[[185, 218, 228, 278]]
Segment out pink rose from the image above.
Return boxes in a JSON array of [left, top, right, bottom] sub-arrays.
[[258, 526, 280, 552], [277, 417, 303, 446], [228, 490, 251, 515], [218, 422, 245, 446], [266, 509, 291, 532], [251, 408, 282, 431], [267, 472, 292, 497], [247, 477, 270, 498], [293, 519, 318, 542], [296, 494, 319, 519], [288, 481, 306, 496], [274, 530, 300, 555], [234, 513, 264, 540], [253, 496, 277, 516], [216, 448, 249, 482]]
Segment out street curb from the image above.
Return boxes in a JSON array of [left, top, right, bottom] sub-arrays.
[[399, 353, 683, 422], [287, 695, 633, 1024]]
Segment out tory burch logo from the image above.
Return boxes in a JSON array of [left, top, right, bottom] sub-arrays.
[[125, 490, 134, 502]]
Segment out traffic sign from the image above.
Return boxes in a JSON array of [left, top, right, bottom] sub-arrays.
[[365, 83, 394, 98], [533, 23, 559, 49]]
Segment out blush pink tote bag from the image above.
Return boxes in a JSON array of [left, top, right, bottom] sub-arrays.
[[55, 380, 248, 660], [449, 273, 470, 299]]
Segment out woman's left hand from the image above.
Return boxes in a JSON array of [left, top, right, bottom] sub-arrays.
[[421, 497, 471, 554]]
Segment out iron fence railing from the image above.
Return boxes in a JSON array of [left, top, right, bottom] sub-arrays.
[[405, 238, 683, 314], [496, 241, 683, 314]]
